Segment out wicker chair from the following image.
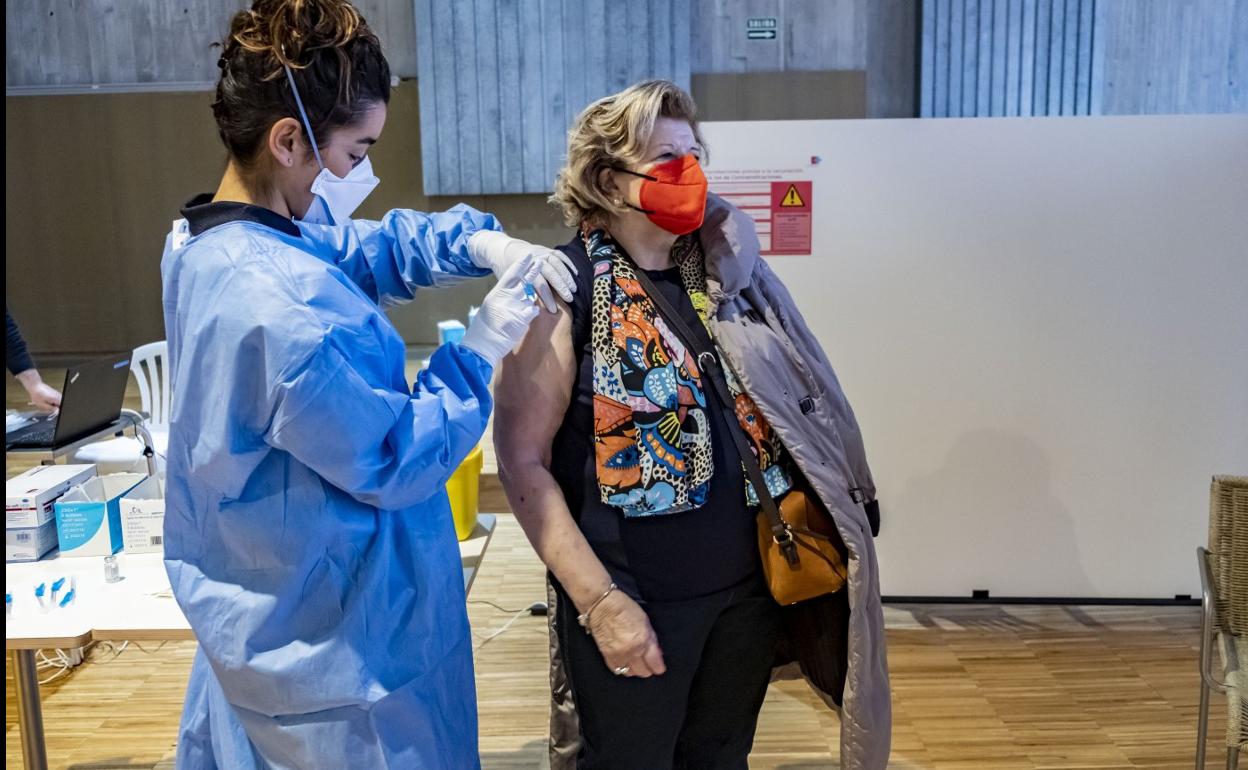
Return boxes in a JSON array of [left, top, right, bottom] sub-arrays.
[[1197, 475, 1248, 769]]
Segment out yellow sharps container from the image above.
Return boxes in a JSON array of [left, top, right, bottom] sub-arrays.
[[446, 446, 483, 540]]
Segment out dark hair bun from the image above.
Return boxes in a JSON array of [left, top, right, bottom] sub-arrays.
[[229, 0, 362, 73]]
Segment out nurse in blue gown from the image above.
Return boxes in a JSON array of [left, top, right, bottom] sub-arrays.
[[160, 2, 576, 767]]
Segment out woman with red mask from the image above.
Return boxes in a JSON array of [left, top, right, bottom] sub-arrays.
[[494, 80, 890, 769]]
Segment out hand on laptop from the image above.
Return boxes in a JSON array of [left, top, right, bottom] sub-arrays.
[[15, 369, 62, 413]]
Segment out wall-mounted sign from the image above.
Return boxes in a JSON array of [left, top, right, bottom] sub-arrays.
[[747, 17, 777, 40]]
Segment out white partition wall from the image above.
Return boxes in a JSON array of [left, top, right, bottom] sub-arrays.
[[701, 115, 1248, 599]]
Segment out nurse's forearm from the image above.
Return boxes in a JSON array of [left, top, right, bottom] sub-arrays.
[[502, 462, 614, 613]]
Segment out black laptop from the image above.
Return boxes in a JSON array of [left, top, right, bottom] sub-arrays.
[[6, 353, 132, 451]]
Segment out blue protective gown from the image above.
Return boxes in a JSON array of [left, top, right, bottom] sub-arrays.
[[160, 202, 499, 769]]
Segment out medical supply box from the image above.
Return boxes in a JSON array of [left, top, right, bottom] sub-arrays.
[[119, 476, 166, 554], [6, 521, 59, 562], [54, 473, 145, 558], [6, 464, 98, 529]]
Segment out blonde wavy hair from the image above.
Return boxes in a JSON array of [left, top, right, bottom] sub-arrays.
[[550, 80, 705, 227]]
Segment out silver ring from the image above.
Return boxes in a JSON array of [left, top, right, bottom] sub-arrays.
[[613, 665, 631, 676]]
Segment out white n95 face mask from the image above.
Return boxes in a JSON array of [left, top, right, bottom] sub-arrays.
[[284, 64, 380, 226], [300, 156, 379, 226]]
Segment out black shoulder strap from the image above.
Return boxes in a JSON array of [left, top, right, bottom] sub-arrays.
[[628, 263, 799, 565]]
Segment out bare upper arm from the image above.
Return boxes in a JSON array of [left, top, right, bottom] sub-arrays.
[[493, 301, 576, 474]]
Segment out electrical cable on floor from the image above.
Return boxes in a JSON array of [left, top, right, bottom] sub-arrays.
[[468, 599, 530, 614], [86, 641, 129, 661], [33, 638, 174, 686], [470, 602, 551, 650], [36, 644, 95, 684], [82, 640, 169, 662], [472, 608, 531, 650], [38, 667, 72, 685], [118, 640, 168, 655]]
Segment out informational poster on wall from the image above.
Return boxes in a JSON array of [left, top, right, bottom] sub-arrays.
[[705, 167, 815, 256]]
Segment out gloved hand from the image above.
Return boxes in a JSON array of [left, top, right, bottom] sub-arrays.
[[460, 252, 543, 368], [467, 230, 578, 313]]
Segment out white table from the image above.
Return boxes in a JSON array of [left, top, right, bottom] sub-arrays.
[[5, 513, 497, 770]]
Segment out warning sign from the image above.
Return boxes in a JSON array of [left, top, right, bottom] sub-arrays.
[[769, 181, 812, 254], [706, 171, 813, 256], [780, 184, 805, 207]]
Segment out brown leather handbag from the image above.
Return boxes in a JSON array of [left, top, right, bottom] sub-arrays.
[[755, 480, 848, 605], [627, 262, 849, 606]]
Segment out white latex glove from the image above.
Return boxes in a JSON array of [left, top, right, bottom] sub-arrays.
[[467, 230, 578, 313], [460, 253, 543, 368]]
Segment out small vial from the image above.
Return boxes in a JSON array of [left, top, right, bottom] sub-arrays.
[[104, 555, 123, 583]]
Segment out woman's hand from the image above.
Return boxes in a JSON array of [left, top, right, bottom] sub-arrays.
[[16, 369, 62, 413], [587, 590, 667, 678]]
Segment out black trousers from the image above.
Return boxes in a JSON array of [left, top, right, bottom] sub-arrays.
[[559, 575, 783, 770]]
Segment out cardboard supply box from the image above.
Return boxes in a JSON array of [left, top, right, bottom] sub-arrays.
[[119, 476, 166, 554], [6, 519, 58, 562], [54, 473, 146, 558], [6, 464, 98, 529]]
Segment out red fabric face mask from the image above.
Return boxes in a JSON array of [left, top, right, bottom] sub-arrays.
[[616, 154, 708, 235]]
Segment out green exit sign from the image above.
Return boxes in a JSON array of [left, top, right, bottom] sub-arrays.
[[747, 17, 777, 40]]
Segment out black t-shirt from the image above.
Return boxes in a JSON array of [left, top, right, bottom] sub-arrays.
[[548, 234, 760, 603]]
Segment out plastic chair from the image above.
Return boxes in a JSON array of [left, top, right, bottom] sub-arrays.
[[72, 341, 170, 474], [1196, 475, 1248, 769]]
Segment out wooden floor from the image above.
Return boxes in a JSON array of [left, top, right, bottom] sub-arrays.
[[6, 370, 1233, 768]]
